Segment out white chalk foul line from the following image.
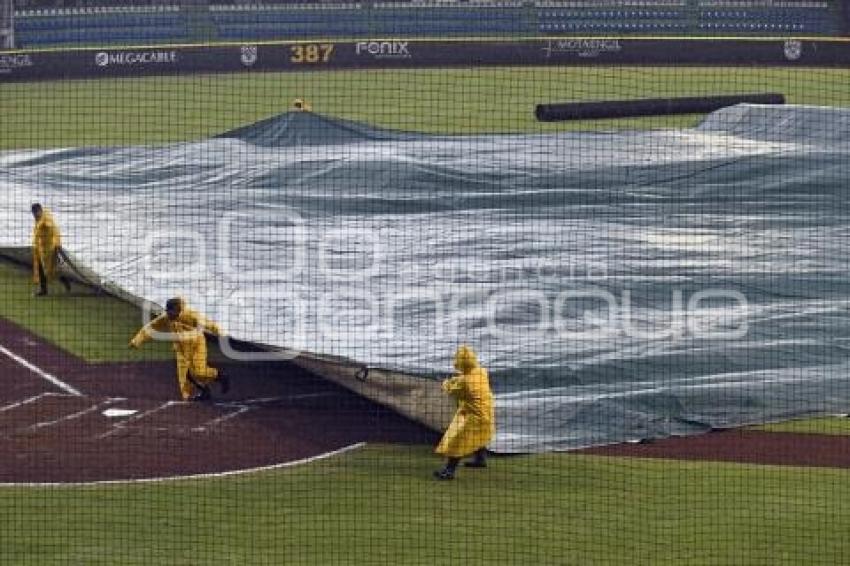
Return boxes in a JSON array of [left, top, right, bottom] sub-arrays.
[[0, 392, 63, 414], [26, 398, 125, 431], [0, 442, 367, 487], [0, 344, 81, 397], [222, 392, 341, 406], [193, 405, 253, 432]]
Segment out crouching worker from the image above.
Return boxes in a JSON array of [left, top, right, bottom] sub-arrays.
[[434, 345, 495, 480], [129, 298, 229, 402], [31, 203, 71, 297]]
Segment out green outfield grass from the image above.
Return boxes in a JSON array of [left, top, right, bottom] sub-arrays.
[[755, 416, 850, 435], [2, 66, 849, 149], [1, 445, 849, 565]]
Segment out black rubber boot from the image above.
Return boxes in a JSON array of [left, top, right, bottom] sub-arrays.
[[218, 371, 230, 395], [187, 374, 211, 402], [433, 458, 460, 480], [35, 261, 48, 296], [189, 386, 211, 402]]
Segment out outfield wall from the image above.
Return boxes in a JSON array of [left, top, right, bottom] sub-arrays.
[[1, 36, 850, 82]]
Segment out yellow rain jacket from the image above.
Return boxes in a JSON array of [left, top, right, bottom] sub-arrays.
[[436, 345, 495, 458], [130, 300, 222, 400], [32, 208, 62, 283]]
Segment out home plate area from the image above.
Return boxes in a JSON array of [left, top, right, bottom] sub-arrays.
[[0, 315, 436, 484], [0, 383, 436, 484]]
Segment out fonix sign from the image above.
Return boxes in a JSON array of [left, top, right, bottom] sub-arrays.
[[354, 40, 411, 59]]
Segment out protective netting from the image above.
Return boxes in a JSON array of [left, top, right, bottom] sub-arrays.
[[3, 2, 850, 564]]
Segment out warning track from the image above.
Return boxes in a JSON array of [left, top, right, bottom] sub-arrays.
[[0, 317, 437, 484]]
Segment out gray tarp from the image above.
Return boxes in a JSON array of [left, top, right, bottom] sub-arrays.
[[2, 104, 849, 452]]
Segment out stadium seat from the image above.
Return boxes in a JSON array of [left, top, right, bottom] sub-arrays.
[[14, 1, 844, 47]]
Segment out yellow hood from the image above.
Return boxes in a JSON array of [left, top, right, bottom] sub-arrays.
[[453, 345, 479, 374]]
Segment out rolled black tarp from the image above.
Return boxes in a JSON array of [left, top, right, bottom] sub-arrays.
[[535, 93, 785, 122]]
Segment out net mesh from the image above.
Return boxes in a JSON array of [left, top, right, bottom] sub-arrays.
[[1, 2, 850, 564]]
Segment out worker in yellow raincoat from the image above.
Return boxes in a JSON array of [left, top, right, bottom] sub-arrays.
[[129, 298, 230, 402], [434, 345, 495, 480], [31, 203, 71, 297]]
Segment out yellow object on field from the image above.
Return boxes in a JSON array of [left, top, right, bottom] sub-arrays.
[[31, 208, 61, 283], [435, 345, 495, 458], [292, 98, 312, 111], [130, 300, 222, 400]]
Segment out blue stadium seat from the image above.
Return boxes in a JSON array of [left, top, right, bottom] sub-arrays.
[[14, 1, 843, 47]]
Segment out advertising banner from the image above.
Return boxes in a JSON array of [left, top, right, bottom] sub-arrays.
[[1, 38, 848, 83]]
